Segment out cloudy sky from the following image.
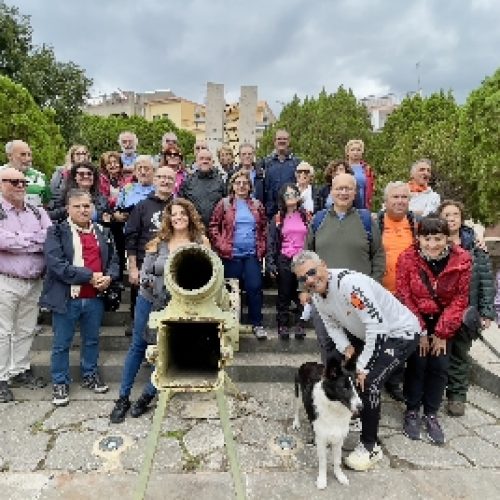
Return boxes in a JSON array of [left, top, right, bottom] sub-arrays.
[[9, 0, 500, 112]]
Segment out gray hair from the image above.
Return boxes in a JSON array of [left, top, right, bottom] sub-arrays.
[[5, 141, 13, 156], [291, 250, 322, 273], [238, 142, 255, 154], [66, 188, 92, 205], [162, 132, 178, 144], [134, 155, 155, 168], [383, 181, 410, 201], [410, 158, 432, 176], [118, 131, 138, 147]]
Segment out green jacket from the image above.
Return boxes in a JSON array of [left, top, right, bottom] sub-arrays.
[[305, 207, 385, 282]]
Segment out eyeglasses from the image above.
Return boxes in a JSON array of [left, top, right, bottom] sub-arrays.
[[333, 186, 355, 193], [234, 180, 249, 186], [70, 203, 92, 210], [2, 179, 28, 187], [297, 267, 318, 284], [74, 151, 87, 156], [283, 191, 299, 199], [296, 170, 311, 175], [195, 146, 206, 150], [76, 171, 94, 178], [155, 175, 175, 182]]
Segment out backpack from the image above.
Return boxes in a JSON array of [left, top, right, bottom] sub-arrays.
[[376, 210, 419, 237], [0, 201, 42, 221]]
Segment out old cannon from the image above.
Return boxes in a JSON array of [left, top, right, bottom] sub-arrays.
[[146, 243, 241, 391]]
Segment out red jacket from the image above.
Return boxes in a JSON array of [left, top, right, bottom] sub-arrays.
[[209, 196, 267, 260], [99, 173, 134, 209], [396, 243, 472, 339]]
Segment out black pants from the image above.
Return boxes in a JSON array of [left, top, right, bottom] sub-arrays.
[[404, 342, 451, 415], [110, 221, 126, 281], [360, 336, 418, 449], [276, 255, 300, 327]]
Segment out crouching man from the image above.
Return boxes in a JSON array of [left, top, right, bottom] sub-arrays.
[[292, 250, 421, 471], [40, 189, 119, 406]]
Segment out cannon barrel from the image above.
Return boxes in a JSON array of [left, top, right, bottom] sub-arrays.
[[147, 244, 240, 392]]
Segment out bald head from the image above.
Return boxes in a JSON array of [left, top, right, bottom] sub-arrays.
[[331, 173, 356, 212], [8, 140, 32, 172], [1, 167, 27, 207]]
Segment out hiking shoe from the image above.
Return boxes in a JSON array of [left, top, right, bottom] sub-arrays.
[[423, 414, 445, 445], [294, 323, 306, 340], [0, 381, 14, 403], [52, 384, 69, 407], [9, 368, 47, 389], [344, 442, 383, 471], [277, 326, 290, 340], [81, 373, 109, 393], [110, 396, 131, 424], [252, 326, 268, 340], [130, 393, 155, 418], [447, 400, 465, 417], [403, 410, 421, 440]]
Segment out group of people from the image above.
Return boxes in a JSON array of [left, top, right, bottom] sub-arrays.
[[0, 130, 499, 475]]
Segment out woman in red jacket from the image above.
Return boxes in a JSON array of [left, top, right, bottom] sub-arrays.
[[396, 217, 471, 445], [209, 170, 268, 339]]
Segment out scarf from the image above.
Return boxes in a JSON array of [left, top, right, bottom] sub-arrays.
[[68, 218, 98, 298], [408, 180, 429, 193]]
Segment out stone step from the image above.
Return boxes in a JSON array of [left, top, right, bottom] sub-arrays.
[[29, 349, 320, 384], [31, 326, 317, 353], [39, 305, 298, 328]]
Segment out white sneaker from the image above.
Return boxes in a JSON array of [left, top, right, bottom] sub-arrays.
[[344, 442, 383, 471], [252, 326, 268, 340]]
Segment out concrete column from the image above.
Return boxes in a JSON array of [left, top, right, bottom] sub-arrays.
[[205, 82, 225, 159], [239, 85, 258, 148]]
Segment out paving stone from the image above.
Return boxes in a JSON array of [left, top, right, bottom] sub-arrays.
[[467, 386, 500, 418], [382, 434, 470, 469], [449, 436, 500, 467], [437, 414, 472, 440], [233, 415, 286, 447], [237, 443, 286, 471], [449, 405, 496, 428], [82, 417, 111, 432], [474, 424, 500, 447], [0, 401, 53, 432], [161, 414, 193, 434], [44, 431, 104, 471], [112, 414, 153, 439], [152, 438, 184, 472], [42, 401, 111, 431], [0, 431, 50, 472], [183, 421, 225, 456], [379, 402, 404, 429], [0, 472, 51, 500], [239, 382, 295, 420], [200, 448, 228, 472]]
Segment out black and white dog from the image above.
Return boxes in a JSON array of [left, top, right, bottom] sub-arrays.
[[292, 359, 362, 490]]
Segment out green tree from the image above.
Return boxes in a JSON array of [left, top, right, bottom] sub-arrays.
[[458, 69, 500, 225], [77, 114, 196, 163], [371, 91, 462, 210], [0, 75, 65, 174], [0, 4, 92, 146], [257, 86, 373, 181]]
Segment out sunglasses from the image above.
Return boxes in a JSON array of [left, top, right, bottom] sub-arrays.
[[283, 191, 299, 199], [296, 170, 311, 175], [297, 267, 318, 284], [76, 171, 94, 178], [2, 179, 28, 187]]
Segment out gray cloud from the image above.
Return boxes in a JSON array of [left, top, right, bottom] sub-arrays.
[[9, 0, 500, 111]]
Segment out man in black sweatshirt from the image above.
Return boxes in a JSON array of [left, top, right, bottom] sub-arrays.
[[124, 166, 175, 332]]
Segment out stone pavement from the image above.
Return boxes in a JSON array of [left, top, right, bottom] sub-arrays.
[[1, 379, 499, 500]]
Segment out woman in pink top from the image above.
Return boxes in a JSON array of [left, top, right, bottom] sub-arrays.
[[266, 183, 310, 339]]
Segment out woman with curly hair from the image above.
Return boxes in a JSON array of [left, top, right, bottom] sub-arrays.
[[110, 198, 209, 423], [47, 162, 111, 224]]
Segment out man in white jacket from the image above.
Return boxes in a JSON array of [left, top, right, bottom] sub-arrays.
[[292, 250, 421, 472]]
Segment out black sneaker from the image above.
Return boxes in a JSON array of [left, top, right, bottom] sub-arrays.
[[277, 326, 290, 340], [423, 414, 445, 445], [10, 369, 47, 389], [403, 410, 421, 440], [81, 373, 109, 394], [0, 381, 14, 403], [130, 393, 155, 418], [52, 383, 69, 406], [294, 323, 306, 340], [110, 396, 131, 424]]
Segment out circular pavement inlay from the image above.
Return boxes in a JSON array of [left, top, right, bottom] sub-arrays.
[[99, 435, 124, 452], [275, 435, 297, 451]]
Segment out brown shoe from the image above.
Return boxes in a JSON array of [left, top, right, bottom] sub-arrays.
[[447, 400, 465, 417]]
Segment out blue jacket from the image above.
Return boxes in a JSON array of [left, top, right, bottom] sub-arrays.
[[39, 220, 119, 314], [262, 152, 301, 217]]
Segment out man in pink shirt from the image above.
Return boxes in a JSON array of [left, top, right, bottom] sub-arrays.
[[0, 167, 51, 403]]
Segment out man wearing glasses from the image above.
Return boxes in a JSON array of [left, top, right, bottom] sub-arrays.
[[292, 250, 420, 472], [118, 131, 139, 173], [1, 140, 49, 207], [0, 168, 51, 403]]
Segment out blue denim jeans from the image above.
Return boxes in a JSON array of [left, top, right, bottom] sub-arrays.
[[51, 298, 105, 385], [119, 294, 157, 398], [223, 255, 263, 326]]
